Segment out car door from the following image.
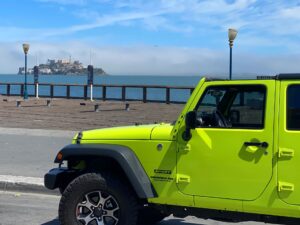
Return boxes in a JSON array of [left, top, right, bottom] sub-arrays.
[[176, 80, 275, 200], [278, 81, 300, 205]]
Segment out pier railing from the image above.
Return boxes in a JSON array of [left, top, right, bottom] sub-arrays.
[[0, 83, 195, 104]]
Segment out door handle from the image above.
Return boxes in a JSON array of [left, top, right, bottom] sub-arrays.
[[244, 142, 269, 148]]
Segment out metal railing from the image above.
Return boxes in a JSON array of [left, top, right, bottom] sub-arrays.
[[0, 83, 195, 104]]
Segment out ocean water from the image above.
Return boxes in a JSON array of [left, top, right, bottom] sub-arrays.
[[0, 74, 202, 102]]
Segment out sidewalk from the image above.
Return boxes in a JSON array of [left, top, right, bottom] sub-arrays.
[[0, 175, 59, 195], [0, 97, 183, 131]]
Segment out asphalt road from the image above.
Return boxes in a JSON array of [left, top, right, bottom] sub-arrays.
[[0, 127, 74, 177], [0, 191, 273, 225]]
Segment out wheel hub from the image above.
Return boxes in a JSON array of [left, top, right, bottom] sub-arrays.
[[93, 207, 104, 218], [76, 190, 120, 225]]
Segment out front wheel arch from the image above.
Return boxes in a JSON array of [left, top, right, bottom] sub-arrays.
[[55, 144, 157, 199]]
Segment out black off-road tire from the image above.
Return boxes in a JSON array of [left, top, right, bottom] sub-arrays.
[[59, 173, 138, 225], [137, 206, 168, 225]]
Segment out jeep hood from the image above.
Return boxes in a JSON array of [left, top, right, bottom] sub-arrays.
[[74, 123, 174, 141]]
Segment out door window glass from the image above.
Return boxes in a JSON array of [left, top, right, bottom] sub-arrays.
[[287, 85, 300, 130], [195, 85, 266, 129]]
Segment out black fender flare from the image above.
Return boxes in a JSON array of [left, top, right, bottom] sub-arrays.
[[55, 144, 156, 199]]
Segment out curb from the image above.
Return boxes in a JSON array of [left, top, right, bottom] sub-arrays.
[[0, 175, 59, 196]]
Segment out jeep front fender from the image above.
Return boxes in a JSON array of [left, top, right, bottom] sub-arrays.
[[55, 144, 156, 199]]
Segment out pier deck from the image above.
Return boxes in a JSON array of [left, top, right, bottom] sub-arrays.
[[0, 97, 184, 131]]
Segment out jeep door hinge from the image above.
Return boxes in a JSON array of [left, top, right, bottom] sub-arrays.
[[278, 148, 294, 158], [176, 174, 191, 184], [278, 181, 294, 192], [178, 144, 191, 152]]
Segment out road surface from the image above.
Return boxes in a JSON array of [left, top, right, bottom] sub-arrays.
[[0, 191, 274, 225], [0, 127, 73, 178]]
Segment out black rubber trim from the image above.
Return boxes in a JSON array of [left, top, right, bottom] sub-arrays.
[[44, 167, 77, 190], [154, 205, 300, 225], [205, 77, 228, 81], [54, 144, 156, 198], [276, 73, 300, 80]]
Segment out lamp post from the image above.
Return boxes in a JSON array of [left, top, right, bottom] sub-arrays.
[[22, 43, 30, 100], [228, 28, 238, 80]]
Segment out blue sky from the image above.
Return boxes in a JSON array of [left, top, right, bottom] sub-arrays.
[[1, 0, 300, 76]]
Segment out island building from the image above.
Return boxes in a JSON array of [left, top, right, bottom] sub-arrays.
[[18, 59, 106, 75]]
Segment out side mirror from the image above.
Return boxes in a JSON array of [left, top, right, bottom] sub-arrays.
[[183, 111, 197, 141]]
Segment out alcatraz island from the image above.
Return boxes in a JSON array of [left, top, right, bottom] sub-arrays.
[[18, 58, 107, 75]]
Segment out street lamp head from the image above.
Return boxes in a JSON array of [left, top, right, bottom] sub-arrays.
[[228, 28, 238, 47], [22, 43, 30, 54]]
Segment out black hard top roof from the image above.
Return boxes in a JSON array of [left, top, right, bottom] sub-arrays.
[[257, 74, 300, 80], [206, 74, 300, 81], [276, 73, 300, 80]]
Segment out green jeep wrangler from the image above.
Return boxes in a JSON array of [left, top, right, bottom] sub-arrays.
[[45, 74, 300, 225]]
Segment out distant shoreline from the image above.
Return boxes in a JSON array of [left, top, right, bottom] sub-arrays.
[[0, 73, 109, 76], [18, 58, 107, 76], [17, 71, 109, 76], [18, 69, 108, 76]]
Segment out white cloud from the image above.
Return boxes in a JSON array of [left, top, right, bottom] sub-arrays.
[[279, 6, 300, 19], [1, 42, 300, 76], [0, 10, 168, 41], [142, 16, 194, 33], [36, 0, 258, 35], [18, 0, 300, 43], [2, 0, 300, 76]]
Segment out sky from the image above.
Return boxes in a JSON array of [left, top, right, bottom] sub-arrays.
[[1, 0, 300, 76]]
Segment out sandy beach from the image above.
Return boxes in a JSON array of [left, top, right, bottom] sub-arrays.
[[0, 97, 184, 131]]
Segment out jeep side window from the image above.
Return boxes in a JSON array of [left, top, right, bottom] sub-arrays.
[[195, 85, 266, 129], [287, 85, 300, 130]]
